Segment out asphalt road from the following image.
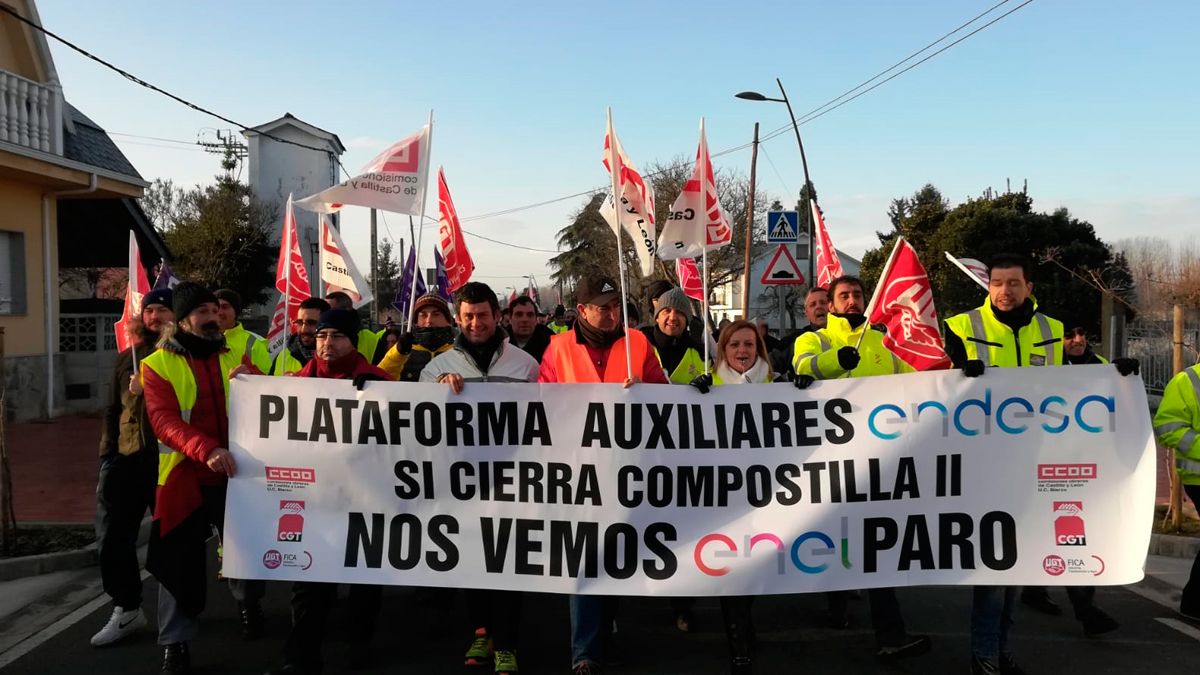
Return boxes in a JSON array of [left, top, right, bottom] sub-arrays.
[[2, 566, 1197, 675]]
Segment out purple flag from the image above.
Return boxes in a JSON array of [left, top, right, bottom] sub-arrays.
[[393, 247, 426, 315], [434, 247, 452, 302], [153, 260, 179, 290]]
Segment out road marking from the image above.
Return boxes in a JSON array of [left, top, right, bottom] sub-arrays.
[[1156, 617, 1200, 643], [0, 570, 149, 669]]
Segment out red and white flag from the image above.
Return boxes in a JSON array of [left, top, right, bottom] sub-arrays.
[[319, 215, 372, 307], [945, 252, 990, 291], [600, 110, 657, 276], [811, 201, 844, 288], [295, 126, 430, 215], [114, 231, 151, 353], [436, 167, 474, 293], [266, 195, 312, 358], [866, 237, 950, 371], [676, 258, 705, 302], [658, 118, 733, 260]]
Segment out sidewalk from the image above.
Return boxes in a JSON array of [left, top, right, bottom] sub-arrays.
[[5, 413, 101, 524]]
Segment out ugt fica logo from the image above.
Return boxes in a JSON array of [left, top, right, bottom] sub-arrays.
[[277, 500, 305, 542], [1053, 501, 1086, 546]]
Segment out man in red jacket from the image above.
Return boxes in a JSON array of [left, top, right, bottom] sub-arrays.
[[265, 308, 393, 675], [141, 282, 265, 675]]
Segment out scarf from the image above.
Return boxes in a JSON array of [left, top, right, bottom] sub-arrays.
[[649, 326, 694, 375], [288, 333, 315, 365], [413, 326, 455, 351], [716, 357, 771, 385], [831, 312, 867, 329], [991, 298, 1035, 332], [313, 350, 361, 379], [459, 330, 505, 375], [175, 330, 225, 359], [575, 317, 623, 349]]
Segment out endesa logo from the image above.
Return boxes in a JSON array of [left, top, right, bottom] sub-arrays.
[[867, 389, 1116, 440], [1053, 501, 1086, 546], [694, 518, 851, 576], [266, 466, 315, 493], [277, 500, 305, 542]]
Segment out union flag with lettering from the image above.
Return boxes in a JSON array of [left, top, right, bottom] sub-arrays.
[[436, 167, 474, 293], [295, 126, 430, 215], [866, 237, 950, 371], [266, 195, 312, 359], [657, 118, 733, 260]]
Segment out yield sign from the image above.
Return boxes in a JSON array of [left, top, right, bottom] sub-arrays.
[[760, 245, 806, 285]]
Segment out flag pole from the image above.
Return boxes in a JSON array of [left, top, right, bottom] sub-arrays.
[[944, 252, 990, 291], [283, 195, 292, 352], [855, 236, 903, 350], [607, 108, 634, 382], [406, 112, 435, 328]]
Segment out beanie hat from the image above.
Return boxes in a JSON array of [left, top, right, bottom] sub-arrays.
[[316, 308, 361, 347], [172, 282, 218, 322], [413, 293, 453, 323], [646, 280, 673, 303], [214, 288, 243, 314], [141, 288, 173, 313], [655, 288, 693, 320]]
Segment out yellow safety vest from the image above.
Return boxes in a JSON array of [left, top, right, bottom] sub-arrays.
[[1154, 365, 1200, 486], [792, 315, 914, 379], [141, 348, 239, 487], [224, 323, 271, 373], [270, 348, 304, 376], [652, 345, 708, 385], [944, 301, 1064, 368], [357, 328, 380, 363]]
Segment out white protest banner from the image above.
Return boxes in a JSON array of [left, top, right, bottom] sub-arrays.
[[224, 366, 1154, 595]]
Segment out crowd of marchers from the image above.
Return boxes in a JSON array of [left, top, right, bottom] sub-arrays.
[[90, 252, 1200, 675]]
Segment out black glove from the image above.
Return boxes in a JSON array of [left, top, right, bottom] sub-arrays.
[[690, 373, 713, 394], [352, 373, 385, 390], [1114, 357, 1140, 376], [836, 346, 860, 371], [792, 375, 815, 390], [962, 359, 985, 378], [397, 332, 414, 354]]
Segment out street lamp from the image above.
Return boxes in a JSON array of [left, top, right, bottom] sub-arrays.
[[736, 78, 816, 285]]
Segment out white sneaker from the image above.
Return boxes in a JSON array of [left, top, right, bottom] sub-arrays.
[[90, 606, 146, 646]]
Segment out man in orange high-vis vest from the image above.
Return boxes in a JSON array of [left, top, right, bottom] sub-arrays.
[[142, 282, 265, 675], [537, 274, 667, 675]]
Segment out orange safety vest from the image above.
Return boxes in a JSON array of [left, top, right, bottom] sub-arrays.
[[547, 330, 653, 383]]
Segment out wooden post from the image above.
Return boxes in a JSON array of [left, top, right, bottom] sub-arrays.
[[740, 122, 759, 319], [0, 326, 14, 554], [1169, 304, 1184, 530]]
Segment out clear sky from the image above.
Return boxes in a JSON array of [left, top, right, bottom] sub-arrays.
[[37, 0, 1200, 293]]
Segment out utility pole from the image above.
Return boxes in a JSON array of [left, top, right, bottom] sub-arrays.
[[1169, 304, 1185, 530], [740, 123, 760, 319]]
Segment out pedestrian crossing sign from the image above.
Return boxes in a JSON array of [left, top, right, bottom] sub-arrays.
[[767, 211, 800, 243]]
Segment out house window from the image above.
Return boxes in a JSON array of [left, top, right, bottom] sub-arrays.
[[0, 230, 27, 315], [60, 315, 98, 352]]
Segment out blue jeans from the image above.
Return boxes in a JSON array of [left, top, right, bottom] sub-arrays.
[[971, 586, 1016, 661], [569, 595, 618, 667]]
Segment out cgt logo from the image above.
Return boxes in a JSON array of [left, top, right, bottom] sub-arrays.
[[277, 500, 305, 542], [1039, 464, 1097, 481], [1053, 501, 1086, 546]]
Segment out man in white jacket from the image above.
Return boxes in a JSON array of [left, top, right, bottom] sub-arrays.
[[422, 281, 537, 675]]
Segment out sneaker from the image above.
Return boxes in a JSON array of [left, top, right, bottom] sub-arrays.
[[572, 661, 602, 675], [90, 606, 147, 647], [1080, 606, 1119, 636], [971, 655, 999, 674], [160, 642, 190, 675], [464, 628, 493, 666], [875, 634, 932, 661], [239, 601, 265, 640], [999, 654, 1027, 675], [1019, 588, 1062, 616], [494, 649, 518, 674]]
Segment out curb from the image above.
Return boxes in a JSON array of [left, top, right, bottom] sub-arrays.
[[0, 518, 151, 582], [1149, 532, 1200, 559]]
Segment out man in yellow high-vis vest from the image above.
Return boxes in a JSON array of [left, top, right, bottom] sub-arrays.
[[215, 288, 270, 372], [142, 282, 265, 675], [1154, 361, 1200, 620]]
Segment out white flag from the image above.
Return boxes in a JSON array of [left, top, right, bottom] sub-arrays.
[[601, 112, 657, 276], [945, 252, 990, 291], [295, 127, 430, 215], [657, 118, 732, 260], [319, 215, 373, 308]]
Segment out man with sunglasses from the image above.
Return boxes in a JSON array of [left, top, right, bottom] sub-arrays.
[[538, 275, 667, 675]]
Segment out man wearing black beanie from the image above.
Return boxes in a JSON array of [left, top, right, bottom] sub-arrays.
[[215, 288, 269, 372], [141, 281, 266, 674]]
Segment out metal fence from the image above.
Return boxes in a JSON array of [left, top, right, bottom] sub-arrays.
[[1126, 313, 1200, 396]]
